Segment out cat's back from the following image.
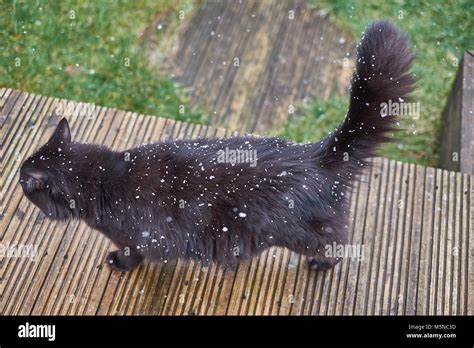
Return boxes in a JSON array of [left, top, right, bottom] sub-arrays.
[[127, 136, 327, 179]]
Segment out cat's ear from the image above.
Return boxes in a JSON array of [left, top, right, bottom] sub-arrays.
[[23, 168, 48, 192], [49, 118, 71, 144]]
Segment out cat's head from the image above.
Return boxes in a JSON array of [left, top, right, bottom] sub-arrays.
[[19, 118, 78, 220]]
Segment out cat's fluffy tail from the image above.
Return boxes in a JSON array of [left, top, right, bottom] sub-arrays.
[[319, 20, 414, 172]]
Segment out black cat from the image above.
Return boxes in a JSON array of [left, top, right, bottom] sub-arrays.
[[19, 21, 414, 272]]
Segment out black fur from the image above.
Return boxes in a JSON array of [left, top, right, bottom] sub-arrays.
[[19, 21, 414, 272]]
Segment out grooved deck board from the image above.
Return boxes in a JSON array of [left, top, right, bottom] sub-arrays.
[[0, 90, 473, 315]]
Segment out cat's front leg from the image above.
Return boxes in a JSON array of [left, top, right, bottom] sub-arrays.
[[105, 246, 143, 272]]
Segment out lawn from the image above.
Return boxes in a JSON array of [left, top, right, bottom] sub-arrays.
[[0, 0, 201, 123], [283, 0, 474, 166]]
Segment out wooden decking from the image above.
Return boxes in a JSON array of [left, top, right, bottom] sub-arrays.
[[149, 0, 352, 134], [1, 89, 473, 315], [440, 51, 474, 174]]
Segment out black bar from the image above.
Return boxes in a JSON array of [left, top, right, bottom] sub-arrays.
[[0, 316, 473, 346]]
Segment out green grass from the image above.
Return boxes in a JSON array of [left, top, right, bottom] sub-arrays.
[[282, 95, 349, 145], [283, 0, 474, 166], [0, 0, 201, 123]]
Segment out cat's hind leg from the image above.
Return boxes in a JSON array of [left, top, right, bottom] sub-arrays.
[[105, 247, 143, 272], [306, 249, 341, 271], [284, 221, 348, 272], [305, 223, 349, 271]]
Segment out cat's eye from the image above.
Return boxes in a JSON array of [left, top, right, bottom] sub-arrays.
[[20, 168, 48, 193], [26, 177, 44, 192]]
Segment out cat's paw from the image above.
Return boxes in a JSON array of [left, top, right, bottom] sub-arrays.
[[307, 256, 337, 271], [105, 251, 136, 272]]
